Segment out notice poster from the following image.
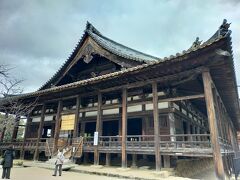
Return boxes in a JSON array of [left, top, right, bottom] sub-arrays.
[[94, 131, 98, 146]]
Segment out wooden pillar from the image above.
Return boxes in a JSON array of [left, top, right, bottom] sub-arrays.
[[197, 127, 200, 141], [106, 153, 111, 166], [11, 116, 20, 141], [80, 121, 85, 137], [1, 113, 8, 141], [118, 107, 122, 136], [229, 123, 238, 155], [51, 123, 55, 138], [20, 114, 31, 159], [121, 88, 127, 168], [168, 109, 176, 142], [202, 70, 225, 179], [214, 95, 224, 142], [186, 121, 191, 141], [53, 100, 63, 153], [142, 116, 148, 160], [0, 127, 6, 142], [94, 92, 102, 165], [73, 95, 80, 138], [34, 104, 46, 161], [142, 97, 146, 137], [192, 125, 196, 141], [152, 82, 161, 171], [163, 155, 170, 168]]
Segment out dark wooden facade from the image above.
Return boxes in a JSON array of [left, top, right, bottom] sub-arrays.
[[0, 21, 239, 179]]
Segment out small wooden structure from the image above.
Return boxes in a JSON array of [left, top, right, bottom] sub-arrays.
[[0, 21, 239, 179]]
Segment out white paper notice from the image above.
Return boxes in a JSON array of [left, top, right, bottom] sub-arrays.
[[94, 131, 98, 146]]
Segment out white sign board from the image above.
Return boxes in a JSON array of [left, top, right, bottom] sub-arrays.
[[94, 131, 98, 146]]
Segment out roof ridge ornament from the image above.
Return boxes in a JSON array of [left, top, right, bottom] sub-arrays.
[[85, 21, 102, 35], [189, 37, 202, 50], [82, 44, 95, 63], [218, 19, 231, 37]]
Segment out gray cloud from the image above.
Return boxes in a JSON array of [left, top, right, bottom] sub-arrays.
[[0, 0, 239, 94]]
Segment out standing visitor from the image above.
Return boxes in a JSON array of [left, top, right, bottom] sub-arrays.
[[1, 145, 14, 179], [52, 150, 65, 176]]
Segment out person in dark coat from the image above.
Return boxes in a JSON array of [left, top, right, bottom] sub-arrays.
[[1, 146, 14, 179]]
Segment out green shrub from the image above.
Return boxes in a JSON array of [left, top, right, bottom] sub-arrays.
[[13, 160, 23, 166]]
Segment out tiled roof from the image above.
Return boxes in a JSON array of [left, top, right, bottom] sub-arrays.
[[7, 30, 227, 100], [86, 22, 159, 63]]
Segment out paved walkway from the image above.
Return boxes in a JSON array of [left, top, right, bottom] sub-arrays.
[[0, 163, 222, 180], [0, 167, 126, 180], [23, 161, 192, 180]]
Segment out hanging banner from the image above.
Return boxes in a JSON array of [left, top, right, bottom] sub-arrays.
[[61, 114, 75, 130]]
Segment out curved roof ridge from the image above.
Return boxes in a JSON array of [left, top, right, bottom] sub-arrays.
[[86, 22, 160, 62]]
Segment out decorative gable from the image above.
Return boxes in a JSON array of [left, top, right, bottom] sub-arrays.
[[39, 22, 159, 90]]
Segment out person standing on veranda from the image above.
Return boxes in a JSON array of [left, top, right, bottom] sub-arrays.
[[52, 150, 65, 176], [1, 145, 15, 179]]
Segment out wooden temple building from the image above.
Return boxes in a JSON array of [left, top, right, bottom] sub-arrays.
[[0, 20, 240, 179]]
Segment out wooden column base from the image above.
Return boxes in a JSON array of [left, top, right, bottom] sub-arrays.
[[33, 148, 39, 161], [83, 153, 89, 164], [131, 154, 137, 168], [106, 153, 111, 166], [94, 148, 99, 165], [163, 156, 170, 168], [20, 150, 25, 160]]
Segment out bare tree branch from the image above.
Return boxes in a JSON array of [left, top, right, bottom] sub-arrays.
[[0, 64, 10, 78], [0, 65, 38, 140]]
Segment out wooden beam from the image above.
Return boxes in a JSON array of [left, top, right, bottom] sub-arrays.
[[79, 107, 97, 113], [53, 100, 63, 153], [36, 70, 204, 108], [78, 94, 205, 113], [152, 82, 161, 171], [159, 94, 205, 102], [100, 66, 205, 93], [73, 95, 80, 138], [121, 88, 127, 168], [45, 95, 78, 103], [34, 104, 46, 161], [202, 70, 225, 179]]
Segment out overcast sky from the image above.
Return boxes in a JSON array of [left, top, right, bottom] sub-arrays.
[[0, 0, 239, 95]]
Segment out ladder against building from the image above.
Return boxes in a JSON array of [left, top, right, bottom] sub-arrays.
[[45, 137, 83, 159]]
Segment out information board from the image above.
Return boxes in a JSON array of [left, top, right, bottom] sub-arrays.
[[61, 114, 75, 130]]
